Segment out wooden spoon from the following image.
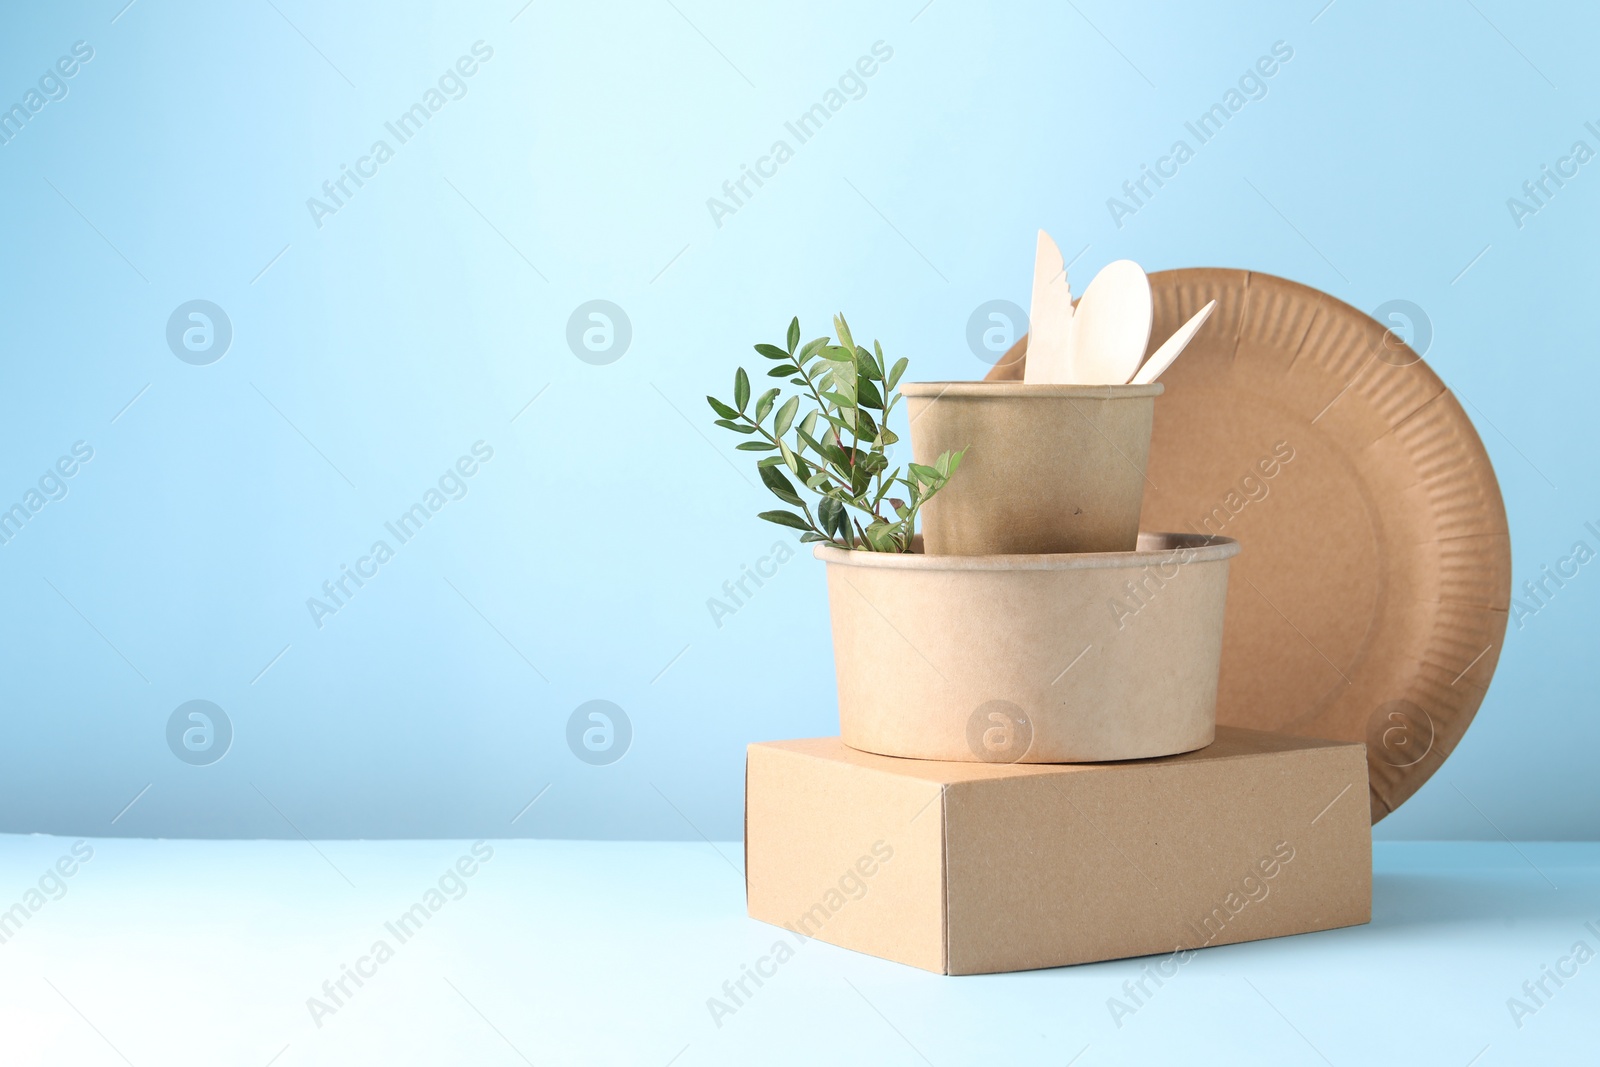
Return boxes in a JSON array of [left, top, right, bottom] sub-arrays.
[[1067, 260, 1152, 385]]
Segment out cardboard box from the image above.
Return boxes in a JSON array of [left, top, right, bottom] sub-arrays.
[[745, 727, 1371, 974]]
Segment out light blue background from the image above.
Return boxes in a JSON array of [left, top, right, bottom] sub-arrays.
[[0, 0, 1592, 840]]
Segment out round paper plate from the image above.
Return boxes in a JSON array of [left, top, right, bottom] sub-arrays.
[[986, 268, 1510, 822]]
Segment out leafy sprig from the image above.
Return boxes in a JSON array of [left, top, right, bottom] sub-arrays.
[[707, 315, 963, 552]]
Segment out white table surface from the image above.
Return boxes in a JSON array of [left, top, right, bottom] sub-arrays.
[[0, 835, 1592, 1065]]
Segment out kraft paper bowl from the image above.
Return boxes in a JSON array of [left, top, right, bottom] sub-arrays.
[[900, 381, 1162, 556], [818, 533, 1239, 763]]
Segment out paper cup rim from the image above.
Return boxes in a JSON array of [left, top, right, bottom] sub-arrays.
[[813, 532, 1237, 570], [899, 381, 1164, 399]]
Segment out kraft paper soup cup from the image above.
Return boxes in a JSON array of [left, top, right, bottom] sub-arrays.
[[818, 533, 1238, 763], [901, 381, 1162, 556]]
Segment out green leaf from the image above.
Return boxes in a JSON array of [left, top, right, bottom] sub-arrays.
[[908, 462, 941, 484], [800, 429, 852, 471], [857, 378, 884, 410], [714, 419, 757, 434], [759, 509, 812, 531], [767, 364, 798, 377], [855, 450, 887, 475], [707, 396, 739, 420], [856, 346, 882, 381], [819, 345, 854, 363], [863, 522, 896, 551], [734, 368, 750, 411], [798, 338, 828, 364], [756, 455, 785, 467], [778, 438, 799, 474], [800, 411, 819, 438], [820, 390, 855, 409], [818, 497, 847, 541], [760, 463, 803, 505], [736, 440, 778, 451], [787, 317, 800, 355], [754, 343, 789, 361], [833, 314, 856, 355], [754, 387, 779, 423], [773, 395, 800, 437], [830, 356, 857, 392], [887, 357, 909, 392], [879, 428, 899, 446], [799, 531, 830, 543]]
